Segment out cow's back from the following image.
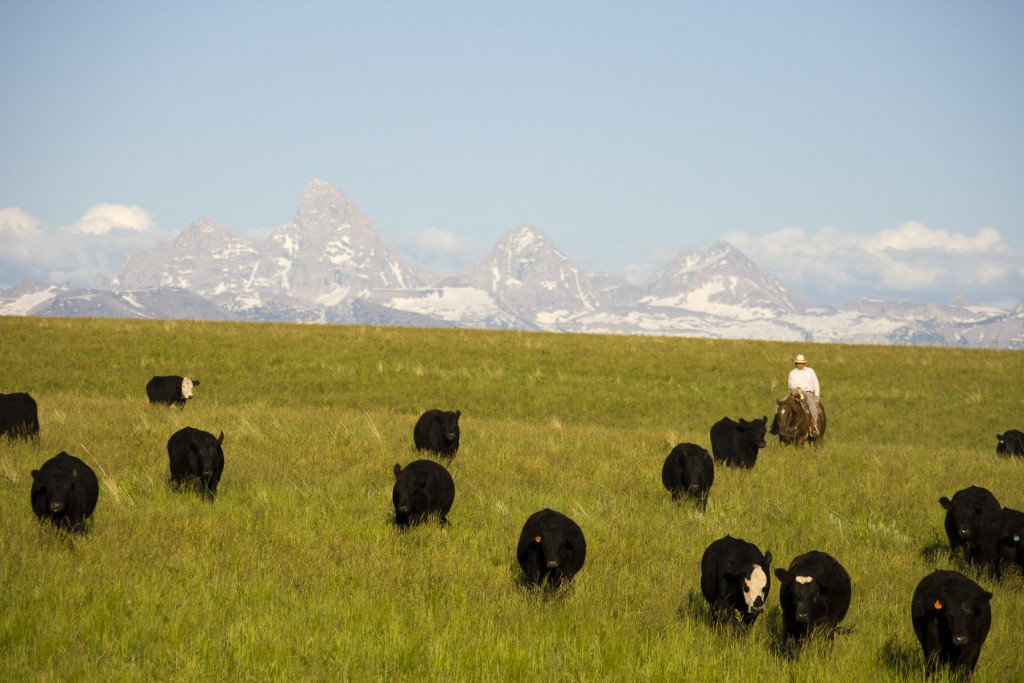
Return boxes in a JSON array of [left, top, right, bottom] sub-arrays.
[[0, 392, 39, 438]]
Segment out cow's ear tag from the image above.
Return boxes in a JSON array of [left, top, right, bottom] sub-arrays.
[[1014, 535, 1021, 542], [534, 536, 542, 543], [934, 600, 943, 610]]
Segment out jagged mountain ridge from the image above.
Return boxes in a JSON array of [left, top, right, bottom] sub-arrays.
[[2, 180, 1022, 349]]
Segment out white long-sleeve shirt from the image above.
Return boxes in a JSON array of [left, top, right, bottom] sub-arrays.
[[788, 366, 820, 398]]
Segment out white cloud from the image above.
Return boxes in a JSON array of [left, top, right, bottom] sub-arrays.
[[69, 203, 153, 234], [0, 205, 169, 289], [724, 222, 1024, 308], [387, 226, 485, 272], [861, 221, 1004, 253], [0, 207, 42, 236]]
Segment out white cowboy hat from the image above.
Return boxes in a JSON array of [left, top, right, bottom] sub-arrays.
[[793, 354, 807, 364]]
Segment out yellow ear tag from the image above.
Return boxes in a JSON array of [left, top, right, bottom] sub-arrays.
[[534, 536, 542, 543], [934, 600, 943, 610]]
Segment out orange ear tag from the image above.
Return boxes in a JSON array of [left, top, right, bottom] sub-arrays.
[[535, 536, 542, 543], [934, 600, 943, 610]]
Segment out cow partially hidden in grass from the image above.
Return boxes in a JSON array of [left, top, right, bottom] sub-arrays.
[[1, 392, 39, 439], [30, 452, 99, 533], [911, 570, 992, 678], [147, 375, 199, 408], [516, 508, 586, 588], [413, 409, 461, 458], [392, 459, 455, 528], [700, 535, 772, 626], [661, 442, 714, 510], [774, 551, 852, 649], [995, 429, 1024, 457], [939, 486, 1001, 562], [167, 427, 224, 498]]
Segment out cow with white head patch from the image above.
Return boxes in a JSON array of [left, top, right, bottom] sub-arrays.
[[147, 375, 201, 408], [700, 535, 772, 626], [775, 550, 852, 648]]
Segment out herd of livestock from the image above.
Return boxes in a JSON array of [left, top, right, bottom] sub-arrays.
[[2, 375, 1024, 678]]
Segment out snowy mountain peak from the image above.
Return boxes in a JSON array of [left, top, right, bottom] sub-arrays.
[[499, 225, 554, 257], [644, 239, 808, 316]]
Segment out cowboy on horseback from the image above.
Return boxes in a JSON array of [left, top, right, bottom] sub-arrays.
[[788, 354, 821, 439]]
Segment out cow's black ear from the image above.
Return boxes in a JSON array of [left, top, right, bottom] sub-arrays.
[[939, 497, 953, 510], [763, 551, 772, 567], [455, 410, 461, 418], [217, 432, 224, 445], [774, 568, 791, 583], [978, 591, 993, 604], [760, 416, 767, 424], [193, 379, 200, 386], [393, 463, 401, 478], [31, 469, 40, 480]]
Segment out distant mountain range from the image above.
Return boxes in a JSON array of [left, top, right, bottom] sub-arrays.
[[3, 180, 1022, 348]]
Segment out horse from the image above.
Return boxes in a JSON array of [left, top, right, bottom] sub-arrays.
[[770, 389, 826, 447]]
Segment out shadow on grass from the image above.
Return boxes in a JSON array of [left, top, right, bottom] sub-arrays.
[[675, 588, 769, 636], [920, 537, 954, 565], [510, 562, 579, 603], [880, 634, 920, 679], [763, 610, 857, 662]]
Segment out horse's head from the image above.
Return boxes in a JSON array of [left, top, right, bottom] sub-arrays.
[[775, 392, 809, 444]]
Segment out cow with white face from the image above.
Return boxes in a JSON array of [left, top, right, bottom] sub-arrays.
[[700, 535, 773, 626], [146, 375, 200, 408]]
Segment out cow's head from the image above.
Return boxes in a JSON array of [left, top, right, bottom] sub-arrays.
[[733, 552, 772, 614], [32, 461, 78, 515], [775, 569, 823, 623], [191, 431, 223, 478], [181, 377, 194, 399], [932, 591, 992, 646], [442, 410, 461, 446], [392, 464, 429, 517], [940, 488, 1000, 540]]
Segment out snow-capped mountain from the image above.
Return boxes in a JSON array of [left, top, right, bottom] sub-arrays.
[[642, 242, 808, 318], [111, 217, 260, 300], [3, 180, 1022, 349], [248, 179, 427, 305]]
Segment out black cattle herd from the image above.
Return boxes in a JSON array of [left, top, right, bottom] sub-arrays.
[[2, 378, 1023, 677]]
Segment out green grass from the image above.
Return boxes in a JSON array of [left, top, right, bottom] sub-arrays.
[[1, 316, 1023, 681]]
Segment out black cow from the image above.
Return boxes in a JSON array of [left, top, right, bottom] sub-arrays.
[[911, 570, 992, 677], [775, 551, 852, 646], [996, 429, 1024, 457], [700, 535, 772, 625], [978, 507, 1024, 578], [939, 486, 1001, 561], [147, 375, 200, 407], [516, 508, 586, 587], [392, 459, 455, 528], [661, 443, 714, 510], [413, 409, 461, 458], [30, 452, 99, 533], [167, 427, 224, 498], [710, 416, 768, 469], [1, 392, 39, 439]]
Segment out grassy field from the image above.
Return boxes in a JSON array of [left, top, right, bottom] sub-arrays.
[[1, 316, 1023, 681]]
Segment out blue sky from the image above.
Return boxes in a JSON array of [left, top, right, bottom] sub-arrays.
[[2, 1, 1022, 307]]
